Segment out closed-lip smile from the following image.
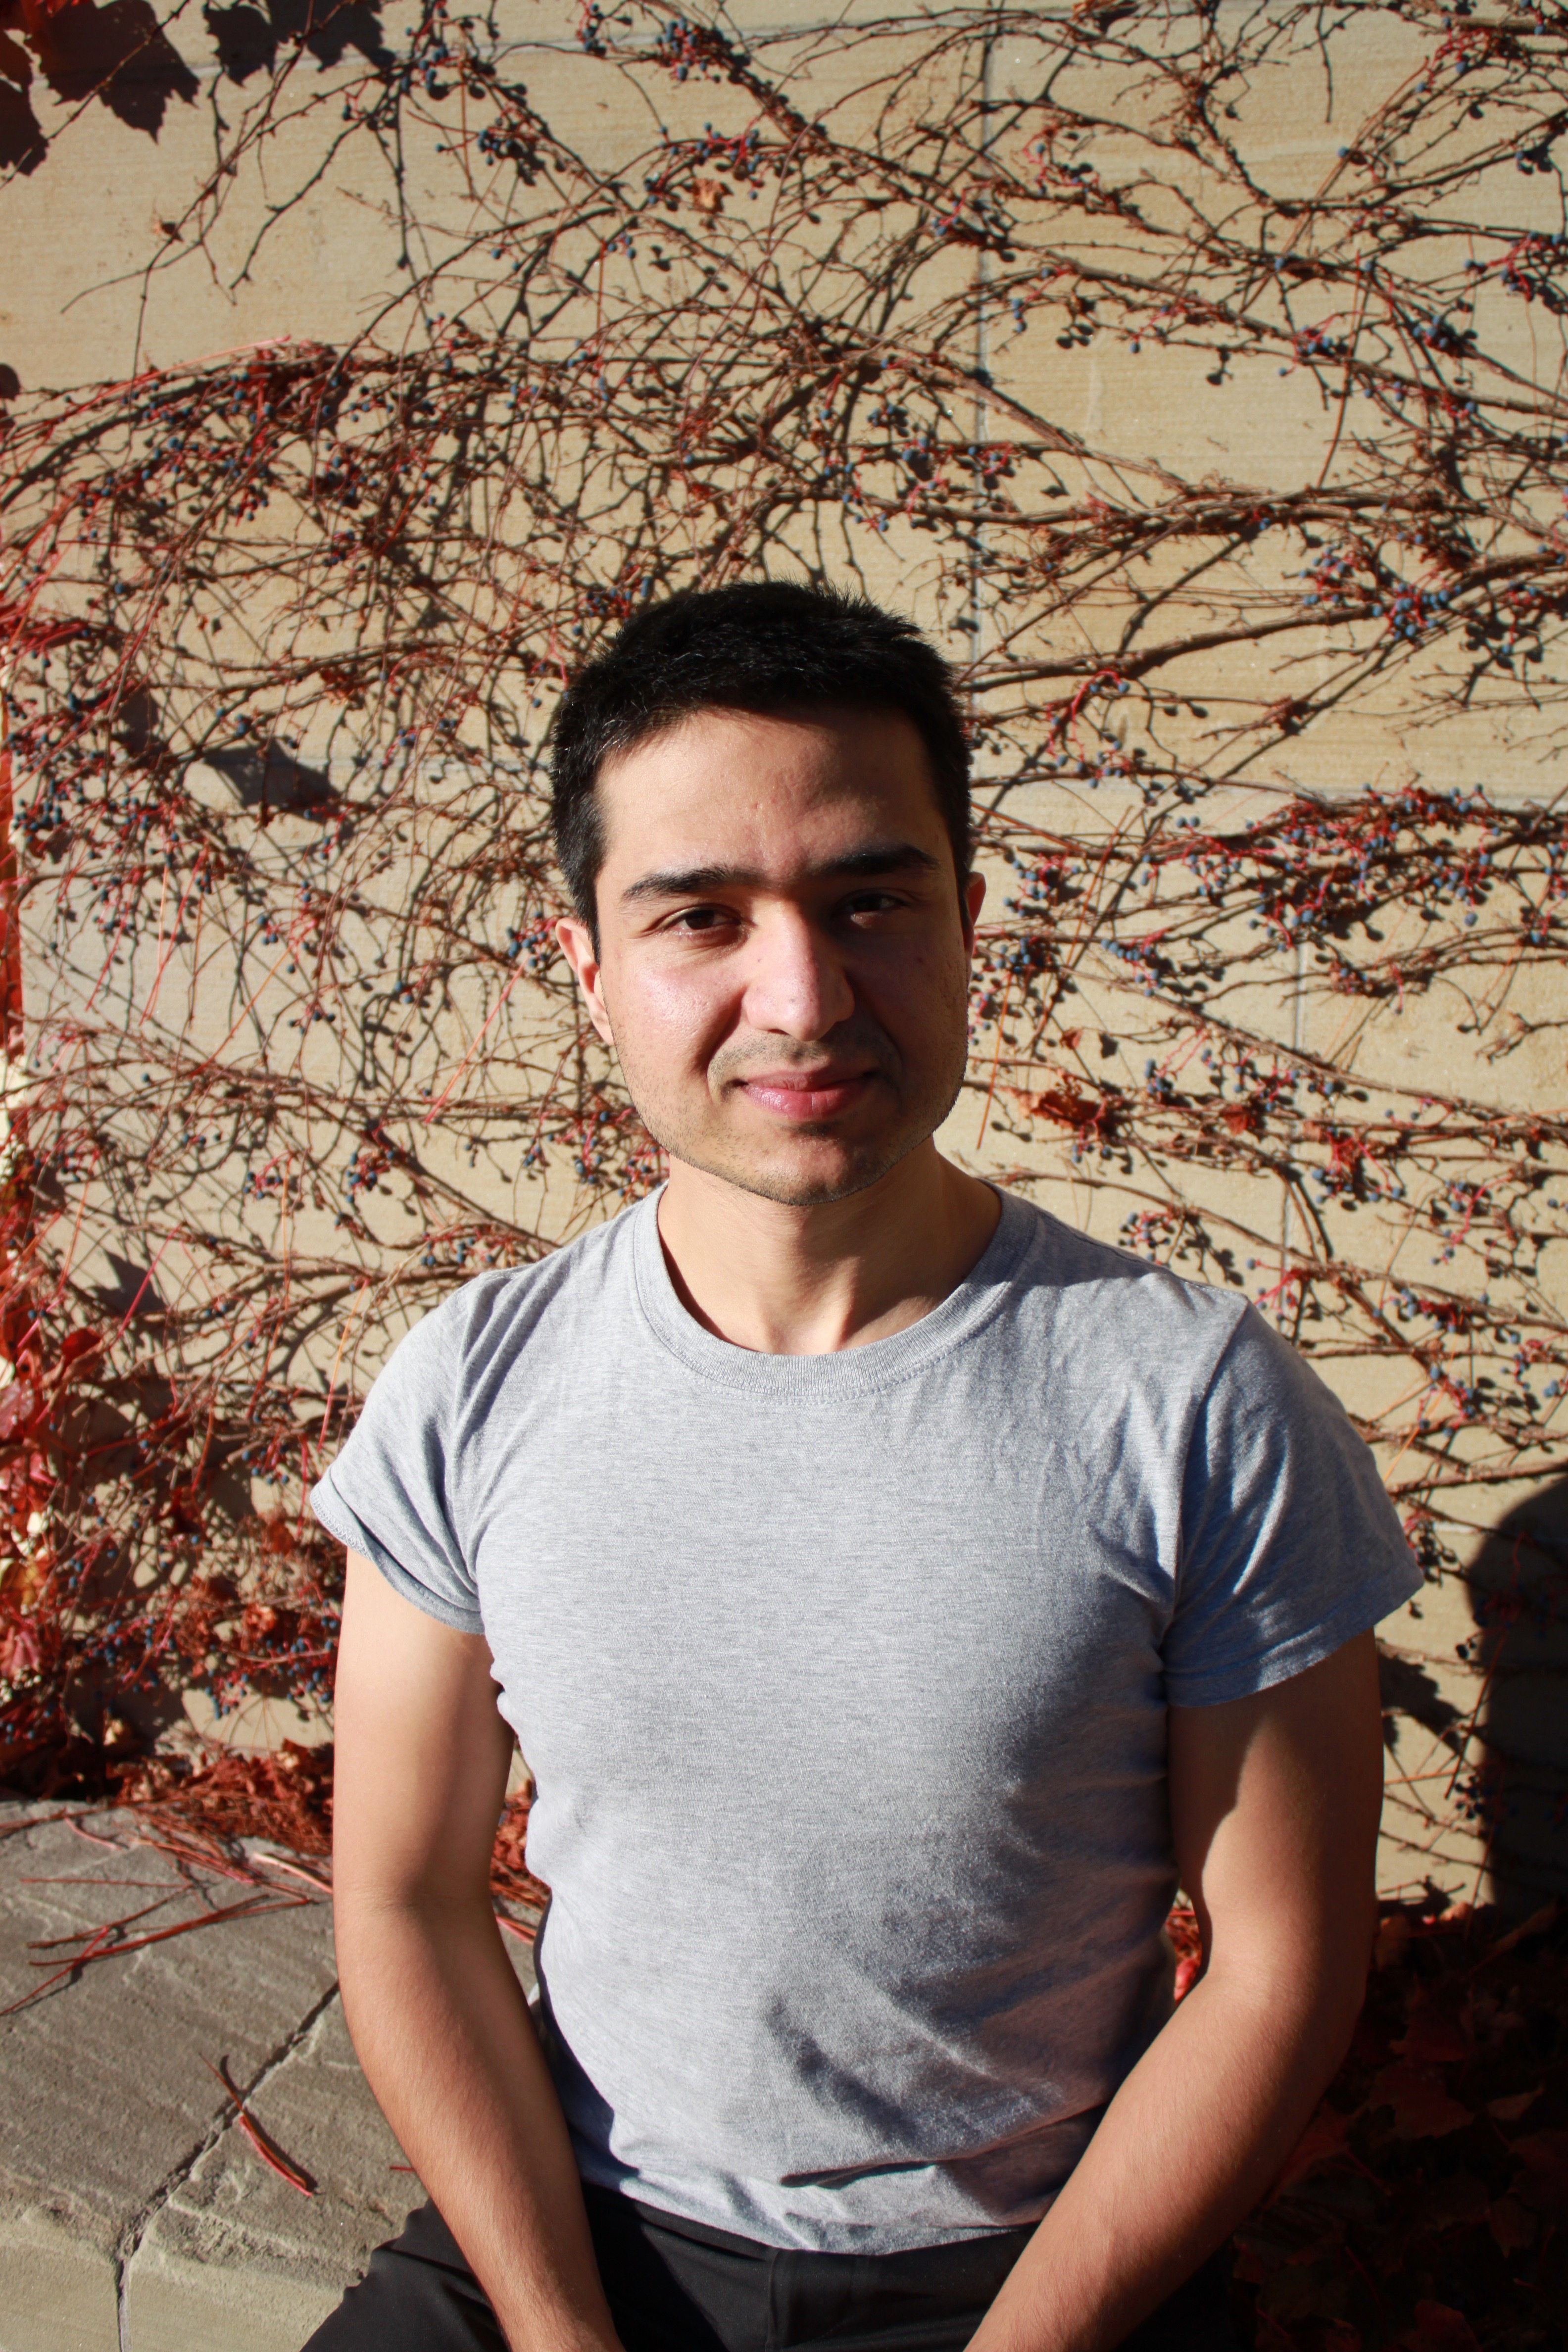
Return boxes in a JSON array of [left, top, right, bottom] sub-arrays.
[[735, 1067, 880, 1120]]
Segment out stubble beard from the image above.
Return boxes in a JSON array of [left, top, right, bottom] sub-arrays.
[[618, 1029, 970, 1209]]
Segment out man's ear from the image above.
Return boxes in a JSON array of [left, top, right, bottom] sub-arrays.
[[554, 915, 616, 1047], [962, 870, 986, 949]]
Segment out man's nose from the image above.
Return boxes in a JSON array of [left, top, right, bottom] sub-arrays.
[[740, 907, 856, 1040]]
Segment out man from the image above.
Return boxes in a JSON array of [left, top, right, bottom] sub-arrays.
[[308, 583, 1417, 2352]]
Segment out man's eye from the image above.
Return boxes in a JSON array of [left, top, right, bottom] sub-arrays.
[[668, 906, 733, 933], [844, 891, 903, 919]]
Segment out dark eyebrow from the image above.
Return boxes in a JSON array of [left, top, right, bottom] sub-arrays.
[[620, 841, 941, 905]]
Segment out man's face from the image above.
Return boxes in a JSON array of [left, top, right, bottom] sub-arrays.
[[555, 704, 984, 1208]]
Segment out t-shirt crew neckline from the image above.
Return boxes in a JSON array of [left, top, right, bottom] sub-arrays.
[[630, 1182, 1037, 1401]]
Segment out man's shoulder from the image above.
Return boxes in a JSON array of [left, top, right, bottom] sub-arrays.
[[997, 1191, 1251, 1371], [999, 1200, 1372, 1487], [390, 1197, 648, 1379]]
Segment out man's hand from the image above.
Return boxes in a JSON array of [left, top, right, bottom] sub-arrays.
[[967, 1631, 1384, 2352], [333, 1551, 624, 2352]]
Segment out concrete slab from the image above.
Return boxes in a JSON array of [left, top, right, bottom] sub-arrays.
[[0, 1802, 535, 2350], [125, 1994, 416, 2351], [0, 2206, 117, 2352], [0, 1808, 338, 2250]]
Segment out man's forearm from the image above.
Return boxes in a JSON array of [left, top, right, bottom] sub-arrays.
[[966, 1961, 1361, 2352], [336, 1892, 622, 2352]]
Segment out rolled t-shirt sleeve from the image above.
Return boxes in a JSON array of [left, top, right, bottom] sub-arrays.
[[309, 1299, 482, 1633], [1165, 1304, 1421, 1705]]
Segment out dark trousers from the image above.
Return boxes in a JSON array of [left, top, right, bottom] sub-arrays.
[[304, 2182, 1240, 2351]]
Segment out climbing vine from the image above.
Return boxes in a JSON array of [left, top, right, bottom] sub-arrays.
[[0, 1, 1564, 1915]]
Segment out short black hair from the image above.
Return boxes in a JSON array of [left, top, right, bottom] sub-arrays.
[[548, 582, 972, 931]]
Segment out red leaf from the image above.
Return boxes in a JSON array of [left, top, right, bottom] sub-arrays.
[[1164, 1902, 1202, 2003], [1403, 2303, 1480, 2352], [1373, 1912, 1415, 1971], [1013, 1077, 1118, 1140], [1392, 1990, 1469, 2064], [1422, 2171, 1489, 2232], [0, 1615, 41, 1677], [1477, 1900, 1558, 1964], [1230, 2240, 1269, 2286], [0, 1380, 36, 1440], [1509, 2130, 1568, 2218], [1273, 2103, 1356, 2196], [1488, 2195, 1535, 2253], [1369, 2061, 1472, 2141]]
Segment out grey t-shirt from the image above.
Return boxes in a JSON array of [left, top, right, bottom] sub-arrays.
[[311, 1188, 1418, 2254]]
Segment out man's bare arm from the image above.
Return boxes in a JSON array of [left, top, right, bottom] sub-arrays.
[[333, 1550, 623, 2352], [967, 1630, 1383, 2352]]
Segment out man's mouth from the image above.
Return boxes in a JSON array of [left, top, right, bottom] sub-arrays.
[[735, 1069, 879, 1122]]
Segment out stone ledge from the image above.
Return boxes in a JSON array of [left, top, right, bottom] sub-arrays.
[[0, 1801, 534, 2351]]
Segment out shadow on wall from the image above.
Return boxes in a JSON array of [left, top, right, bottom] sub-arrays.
[[0, 0, 392, 178], [1465, 1474, 1568, 1920]]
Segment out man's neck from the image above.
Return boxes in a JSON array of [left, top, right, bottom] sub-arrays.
[[654, 1144, 1002, 1356]]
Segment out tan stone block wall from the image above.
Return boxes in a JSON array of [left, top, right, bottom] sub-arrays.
[[3, 2, 1564, 1907]]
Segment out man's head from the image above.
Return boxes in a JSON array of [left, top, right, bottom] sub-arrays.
[[550, 583, 972, 937], [549, 583, 981, 1208]]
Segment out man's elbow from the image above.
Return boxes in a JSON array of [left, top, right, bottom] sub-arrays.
[[1209, 1890, 1376, 2074], [332, 1867, 499, 1985]]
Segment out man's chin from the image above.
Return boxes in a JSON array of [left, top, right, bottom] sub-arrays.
[[657, 1126, 921, 1210], [727, 1163, 891, 1210]]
